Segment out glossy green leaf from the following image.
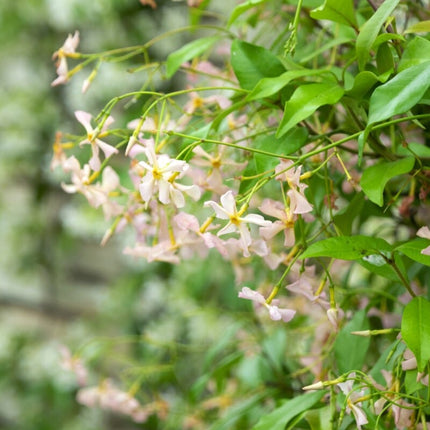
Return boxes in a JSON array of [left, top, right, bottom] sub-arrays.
[[227, 0, 266, 27], [360, 157, 415, 206], [404, 20, 430, 34], [397, 142, 430, 159], [310, 0, 357, 28], [231, 40, 285, 90], [166, 36, 219, 78], [335, 310, 370, 373], [247, 68, 330, 101], [276, 83, 344, 137], [345, 71, 383, 98], [368, 61, 430, 124], [333, 192, 364, 235], [252, 391, 325, 430], [253, 127, 309, 175], [398, 37, 430, 72], [376, 43, 394, 75], [359, 253, 407, 281], [395, 239, 430, 267], [356, 0, 400, 70], [401, 297, 430, 372], [300, 235, 393, 260]]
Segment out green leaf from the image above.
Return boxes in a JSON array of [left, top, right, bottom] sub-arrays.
[[398, 36, 430, 72], [310, 0, 357, 28], [300, 235, 393, 260], [335, 310, 370, 373], [276, 83, 344, 137], [231, 40, 285, 90], [227, 0, 266, 27], [404, 20, 430, 34], [395, 239, 430, 267], [359, 252, 407, 281], [252, 391, 325, 430], [166, 36, 220, 78], [210, 392, 267, 430], [360, 157, 415, 206], [376, 42, 394, 75], [333, 192, 365, 235], [368, 61, 430, 124], [356, 0, 400, 70], [397, 142, 430, 159], [345, 71, 384, 98], [247, 68, 330, 101], [401, 297, 430, 372]]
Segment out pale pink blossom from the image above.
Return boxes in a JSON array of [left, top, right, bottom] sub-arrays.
[[275, 160, 313, 214], [417, 226, 430, 255], [138, 140, 200, 208], [77, 379, 149, 423], [191, 146, 247, 194], [52, 31, 80, 86], [204, 191, 271, 256], [61, 156, 107, 208], [75, 111, 118, 171], [337, 374, 368, 430], [183, 90, 231, 115], [373, 369, 415, 428], [259, 198, 296, 246], [59, 345, 88, 386], [238, 287, 296, 322]]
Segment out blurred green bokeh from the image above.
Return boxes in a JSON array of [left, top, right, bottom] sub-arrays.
[[0, 2, 239, 429]]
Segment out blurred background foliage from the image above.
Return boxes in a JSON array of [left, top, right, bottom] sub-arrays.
[[0, 1, 256, 429]]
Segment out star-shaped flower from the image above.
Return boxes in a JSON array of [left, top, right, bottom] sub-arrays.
[[238, 287, 296, 322], [204, 190, 271, 256]]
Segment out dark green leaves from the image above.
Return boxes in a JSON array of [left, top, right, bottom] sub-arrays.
[[401, 297, 430, 372], [360, 157, 415, 206], [300, 235, 393, 260], [251, 391, 325, 430], [247, 68, 330, 101], [368, 61, 430, 125], [335, 310, 370, 373], [356, 0, 400, 70], [310, 0, 357, 28], [276, 82, 344, 137], [166, 36, 220, 78], [231, 40, 285, 90]]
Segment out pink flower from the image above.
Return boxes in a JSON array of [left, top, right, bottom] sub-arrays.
[[204, 191, 271, 256], [238, 287, 296, 322], [61, 156, 107, 208], [59, 345, 88, 386], [259, 198, 296, 246], [417, 226, 430, 255], [275, 160, 313, 214], [337, 374, 368, 430], [75, 111, 118, 171], [51, 31, 80, 86], [77, 379, 149, 423]]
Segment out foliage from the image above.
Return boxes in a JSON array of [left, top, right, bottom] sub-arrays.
[[49, 0, 430, 428]]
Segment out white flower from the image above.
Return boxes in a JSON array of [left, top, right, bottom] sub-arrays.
[[238, 287, 296, 322], [138, 140, 200, 207], [204, 190, 271, 256], [75, 111, 118, 171], [51, 31, 80, 86]]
